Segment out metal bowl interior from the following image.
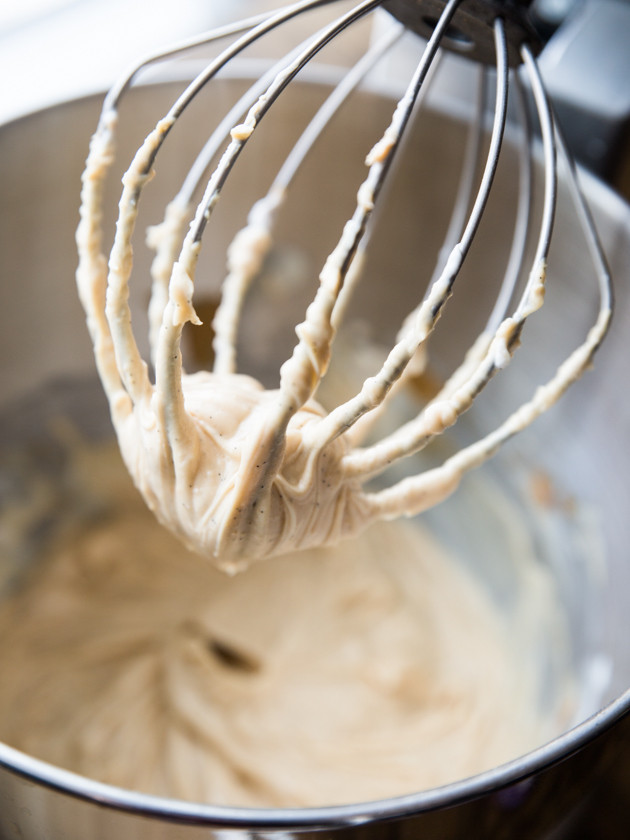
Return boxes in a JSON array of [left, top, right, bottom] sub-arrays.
[[0, 71, 630, 839]]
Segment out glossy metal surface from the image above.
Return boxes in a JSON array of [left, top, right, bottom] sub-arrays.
[[0, 76, 629, 838]]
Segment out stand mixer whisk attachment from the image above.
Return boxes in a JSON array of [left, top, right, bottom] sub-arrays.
[[76, 0, 613, 572]]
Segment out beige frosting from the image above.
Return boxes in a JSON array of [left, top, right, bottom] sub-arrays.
[[0, 29, 611, 817], [0, 445, 561, 808], [75, 80, 611, 571]]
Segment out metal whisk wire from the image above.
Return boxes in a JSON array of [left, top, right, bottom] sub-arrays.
[[76, 0, 613, 567]]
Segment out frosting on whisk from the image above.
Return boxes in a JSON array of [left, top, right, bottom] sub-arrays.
[[76, 3, 611, 571]]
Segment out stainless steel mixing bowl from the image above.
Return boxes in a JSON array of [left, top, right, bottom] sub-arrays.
[[0, 71, 629, 839]]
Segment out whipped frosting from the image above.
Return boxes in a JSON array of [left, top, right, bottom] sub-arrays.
[[0, 443, 565, 807], [75, 94, 611, 571]]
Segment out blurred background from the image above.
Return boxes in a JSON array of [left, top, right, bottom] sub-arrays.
[[1, 0, 629, 190]]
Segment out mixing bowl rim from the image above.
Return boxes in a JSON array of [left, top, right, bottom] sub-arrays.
[[1, 688, 629, 829], [2, 65, 629, 230]]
